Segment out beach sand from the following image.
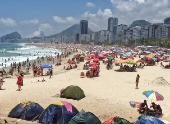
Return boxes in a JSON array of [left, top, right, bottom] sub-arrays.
[[0, 44, 170, 124]]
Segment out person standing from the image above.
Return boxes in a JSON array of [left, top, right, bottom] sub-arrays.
[[49, 69, 53, 79], [0, 74, 4, 90], [136, 74, 140, 89], [16, 74, 24, 91]]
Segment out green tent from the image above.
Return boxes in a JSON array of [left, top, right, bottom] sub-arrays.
[[60, 85, 85, 100], [68, 110, 101, 124]]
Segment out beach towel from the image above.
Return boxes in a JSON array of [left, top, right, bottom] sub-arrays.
[[129, 101, 141, 108], [61, 101, 72, 113]]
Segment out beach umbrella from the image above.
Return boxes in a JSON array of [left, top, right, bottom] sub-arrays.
[[107, 56, 114, 60], [143, 90, 164, 101], [137, 59, 145, 63], [115, 59, 129, 64], [93, 58, 99, 62], [40, 64, 52, 69], [85, 57, 91, 60], [126, 60, 137, 65], [90, 62, 97, 65], [80, 55, 85, 58]]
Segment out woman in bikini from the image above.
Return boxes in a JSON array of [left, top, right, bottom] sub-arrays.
[[16, 74, 24, 91]]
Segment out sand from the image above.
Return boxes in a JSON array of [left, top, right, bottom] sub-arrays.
[[0, 44, 170, 124]]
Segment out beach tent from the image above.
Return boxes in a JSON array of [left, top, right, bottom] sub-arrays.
[[8, 101, 44, 121], [102, 116, 132, 124], [136, 115, 164, 124], [40, 64, 52, 69], [60, 85, 85, 100], [39, 101, 78, 124], [68, 110, 101, 124]]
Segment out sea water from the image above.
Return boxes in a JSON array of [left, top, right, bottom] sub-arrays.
[[0, 43, 61, 68]]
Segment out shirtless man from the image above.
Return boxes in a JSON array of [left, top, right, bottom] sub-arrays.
[[139, 100, 148, 114], [136, 74, 140, 89]]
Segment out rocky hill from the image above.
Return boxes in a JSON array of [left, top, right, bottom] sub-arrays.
[[0, 31, 22, 40], [46, 24, 93, 38], [129, 20, 151, 28]]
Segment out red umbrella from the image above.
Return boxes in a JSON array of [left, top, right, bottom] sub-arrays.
[[93, 58, 99, 62], [147, 57, 152, 61], [90, 62, 97, 65], [92, 65, 96, 69], [137, 59, 145, 63], [110, 54, 116, 57], [85, 57, 91, 60]]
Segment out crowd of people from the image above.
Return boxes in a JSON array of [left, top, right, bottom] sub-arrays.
[[0, 45, 78, 91]]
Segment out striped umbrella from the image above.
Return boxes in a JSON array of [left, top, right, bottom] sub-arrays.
[[143, 90, 164, 101]]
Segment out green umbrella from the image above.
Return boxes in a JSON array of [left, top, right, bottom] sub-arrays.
[[80, 55, 85, 58], [126, 60, 137, 65], [107, 56, 114, 60]]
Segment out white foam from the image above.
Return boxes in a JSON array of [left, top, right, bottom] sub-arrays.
[[0, 45, 62, 69]]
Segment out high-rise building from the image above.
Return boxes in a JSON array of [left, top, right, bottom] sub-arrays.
[[108, 17, 118, 32], [80, 20, 88, 34], [164, 17, 170, 24], [108, 17, 118, 41], [75, 33, 79, 42]]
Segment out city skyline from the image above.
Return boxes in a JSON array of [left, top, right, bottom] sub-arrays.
[[0, 0, 170, 38]]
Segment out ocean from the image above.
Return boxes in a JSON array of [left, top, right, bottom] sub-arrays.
[[0, 43, 61, 68]]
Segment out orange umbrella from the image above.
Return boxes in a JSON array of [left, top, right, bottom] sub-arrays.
[[115, 59, 129, 64]]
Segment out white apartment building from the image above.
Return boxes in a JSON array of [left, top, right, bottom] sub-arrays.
[[79, 34, 90, 42], [113, 24, 128, 41], [94, 30, 111, 43], [149, 23, 169, 40]]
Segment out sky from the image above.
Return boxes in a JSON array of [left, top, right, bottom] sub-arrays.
[[0, 0, 170, 38]]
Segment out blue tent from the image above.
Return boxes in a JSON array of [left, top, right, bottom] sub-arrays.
[[39, 102, 79, 124], [40, 64, 52, 69], [136, 116, 164, 124], [8, 101, 44, 121]]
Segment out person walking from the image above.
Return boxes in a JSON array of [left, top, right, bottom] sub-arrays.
[[0, 74, 4, 90], [49, 69, 53, 79], [16, 74, 24, 91], [136, 74, 140, 89]]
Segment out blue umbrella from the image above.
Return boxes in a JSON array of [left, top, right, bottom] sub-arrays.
[[40, 64, 52, 69]]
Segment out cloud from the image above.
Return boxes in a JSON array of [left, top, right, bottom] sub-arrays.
[[20, 19, 39, 25], [82, 8, 113, 31], [53, 16, 78, 24], [0, 18, 17, 26], [86, 2, 95, 7], [30, 23, 53, 37], [53, 16, 66, 23], [109, 0, 170, 25], [39, 23, 53, 32]]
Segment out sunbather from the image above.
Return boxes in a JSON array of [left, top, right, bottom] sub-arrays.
[[139, 100, 148, 114], [155, 105, 162, 118], [148, 102, 158, 116]]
